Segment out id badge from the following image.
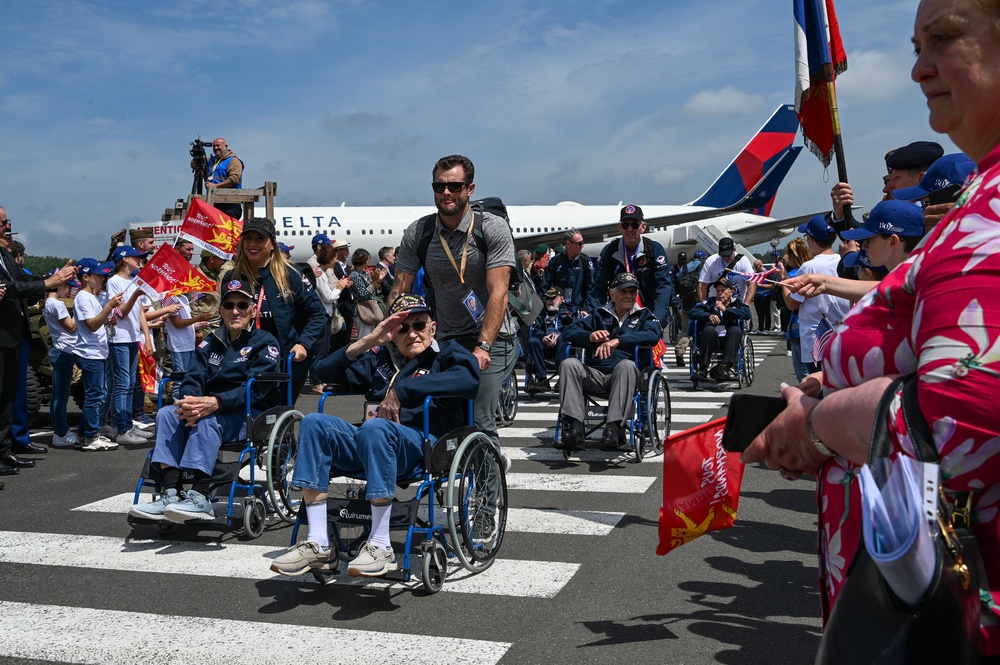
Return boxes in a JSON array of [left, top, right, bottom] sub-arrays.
[[564, 287, 573, 303], [462, 289, 486, 324], [364, 402, 381, 422], [717, 325, 726, 337]]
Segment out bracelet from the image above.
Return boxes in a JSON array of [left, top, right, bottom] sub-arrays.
[[807, 407, 835, 456]]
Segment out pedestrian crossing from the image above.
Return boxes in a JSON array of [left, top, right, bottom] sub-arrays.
[[1, 336, 785, 663]]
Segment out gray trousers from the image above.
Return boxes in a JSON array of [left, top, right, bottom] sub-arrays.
[[474, 336, 519, 443], [558, 357, 638, 426]]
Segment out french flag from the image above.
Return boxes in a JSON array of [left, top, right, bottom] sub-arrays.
[[794, 0, 847, 166]]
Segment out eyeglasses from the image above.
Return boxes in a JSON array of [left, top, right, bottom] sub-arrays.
[[221, 301, 251, 311], [620, 221, 641, 230], [397, 321, 429, 334], [431, 181, 467, 194], [568, 240, 584, 246]]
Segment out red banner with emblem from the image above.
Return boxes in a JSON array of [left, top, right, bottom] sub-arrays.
[[138, 343, 158, 395], [134, 244, 218, 299], [178, 197, 243, 260], [657, 417, 745, 556]]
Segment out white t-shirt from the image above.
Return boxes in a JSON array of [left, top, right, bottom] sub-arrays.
[[43, 297, 77, 354], [790, 253, 851, 364], [73, 290, 109, 360], [165, 295, 195, 353], [106, 274, 142, 343], [699, 253, 755, 301]]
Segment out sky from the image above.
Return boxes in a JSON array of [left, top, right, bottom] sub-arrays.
[[0, 0, 947, 260]]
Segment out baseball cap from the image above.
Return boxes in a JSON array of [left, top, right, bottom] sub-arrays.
[[387, 293, 432, 317], [222, 279, 255, 301], [718, 237, 735, 257], [844, 248, 889, 275], [534, 244, 550, 255], [43, 268, 81, 290], [693, 250, 707, 259], [841, 200, 925, 240], [797, 214, 838, 241], [278, 242, 294, 254], [76, 258, 114, 277], [713, 277, 735, 291], [893, 153, 976, 201], [111, 245, 147, 263], [677, 251, 687, 261], [241, 217, 276, 241], [885, 141, 944, 171], [610, 272, 640, 291], [543, 286, 564, 299], [620, 205, 644, 223], [311, 233, 332, 246]]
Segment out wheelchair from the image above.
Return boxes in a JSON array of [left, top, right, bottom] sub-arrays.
[[552, 346, 671, 462], [687, 318, 755, 390], [496, 367, 519, 428], [127, 354, 296, 539], [276, 394, 509, 594]]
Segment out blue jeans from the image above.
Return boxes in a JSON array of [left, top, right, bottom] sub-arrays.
[[791, 339, 811, 383], [76, 356, 106, 439], [109, 342, 138, 433], [49, 347, 76, 437], [293, 414, 425, 501], [170, 350, 195, 402], [150, 406, 248, 476]]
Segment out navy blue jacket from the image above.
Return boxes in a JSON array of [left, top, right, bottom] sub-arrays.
[[224, 263, 328, 356], [181, 327, 282, 413], [314, 339, 480, 438], [563, 304, 663, 373], [591, 237, 674, 325], [689, 296, 752, 329], [541, 252, 598, 315]]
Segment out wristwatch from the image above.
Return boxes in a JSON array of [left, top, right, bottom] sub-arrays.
[[807, 407, 835, 456], [477, 341, 492, 352]]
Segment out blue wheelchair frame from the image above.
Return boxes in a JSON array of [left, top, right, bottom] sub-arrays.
[[687, 318, 755, 390]]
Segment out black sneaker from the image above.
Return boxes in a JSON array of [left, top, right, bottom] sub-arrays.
[[600, 422, 624, 451], [693, 368, 708, 381], [555, 417, 584, 450], [675, 356, 686, 368], [527, 377, 551, 394]]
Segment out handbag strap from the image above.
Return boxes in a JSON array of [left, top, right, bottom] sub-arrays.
[[867, 375, 938, 465]]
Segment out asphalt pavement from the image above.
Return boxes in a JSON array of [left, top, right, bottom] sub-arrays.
[[0, 332, 823, 664]]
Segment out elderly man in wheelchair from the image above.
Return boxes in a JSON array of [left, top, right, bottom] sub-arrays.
[[689, 276, 751, 382], [128, 279, 283, 523], [557, 272, 663, 452], [269, 294, 480, 579]]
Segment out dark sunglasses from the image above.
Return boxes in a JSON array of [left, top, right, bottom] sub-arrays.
[[431, 181, 467, 194], [397, 321, 429, 334], [620, 221, 641, 230], [221, 301, 251, 311], [568, 240, 584, 246]]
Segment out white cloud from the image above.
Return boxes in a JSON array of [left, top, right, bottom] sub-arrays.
[[837, 48, 914, 103], [650, 165, 696, 187], [681, 87, 767, 116]]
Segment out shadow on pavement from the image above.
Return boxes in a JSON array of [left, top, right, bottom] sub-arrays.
[[741, 488, 816, 515], [708, 519, 816, 555]]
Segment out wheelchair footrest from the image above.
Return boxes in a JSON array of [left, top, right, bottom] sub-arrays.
[[322, 497, 420, 530]]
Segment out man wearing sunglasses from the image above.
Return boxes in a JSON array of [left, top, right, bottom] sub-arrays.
[[541, 229, 598, 318], [270, 293, 480, 578], [591, 205, 673, 329], [129, 279, 282, 523], [392, 155, 517, 447]]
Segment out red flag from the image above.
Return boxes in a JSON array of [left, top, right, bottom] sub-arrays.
[[657, 417, 745, 556], [135, 245, 218, 299], [794, 0, 848, 166], [138, 343, 158, 395], [178, 198, 243, 260]]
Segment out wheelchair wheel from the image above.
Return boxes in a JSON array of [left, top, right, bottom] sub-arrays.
[[265, 409, 305, 524], [243, 496, 266, 539], [644, 370, 671, 458], [446, 432, 508, 573], [421, 539, 448, 594], [496, 369, 518, 428], [739, 337, 756, 389]]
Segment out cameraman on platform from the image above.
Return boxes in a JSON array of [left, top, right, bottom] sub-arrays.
[[205, 138, 244, 219]]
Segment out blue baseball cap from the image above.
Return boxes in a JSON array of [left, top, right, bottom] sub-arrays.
[[111, 245, 147, 263], [844, 248, 888, 275], [44, 268, 81, 289], [311, 233, 332, 246], [278, 242, 294, 253], [76, 258, 114, 277], [797, 214, 838, 241], [893, 153, 976, 201], [841, 200, 925, 240], [693, 250, 707, 259]]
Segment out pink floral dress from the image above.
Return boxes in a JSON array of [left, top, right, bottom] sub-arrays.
[[819, 144, 1000, 653]]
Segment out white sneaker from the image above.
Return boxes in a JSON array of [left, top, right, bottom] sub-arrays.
[[51, 432, 78, 448], [80, 435, 118, 451], [117, 426, 150, 445]]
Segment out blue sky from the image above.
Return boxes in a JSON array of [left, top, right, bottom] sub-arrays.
[[1, 0, 943, 259]]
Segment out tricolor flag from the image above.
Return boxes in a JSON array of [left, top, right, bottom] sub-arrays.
[[178, 198, 243, 260], [794, 0, 848, 166]]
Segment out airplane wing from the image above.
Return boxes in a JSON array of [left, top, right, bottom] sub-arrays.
[[725, 212, 826, 245]]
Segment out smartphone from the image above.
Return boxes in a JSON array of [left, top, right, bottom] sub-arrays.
[[721, 393, 786, 453], [928, 184, 962, 206]]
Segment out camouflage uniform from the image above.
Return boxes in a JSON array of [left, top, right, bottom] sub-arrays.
[[189, 252, 234, 339]]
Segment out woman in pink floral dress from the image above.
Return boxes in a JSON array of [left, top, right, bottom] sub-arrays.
[[743, 0, 1000, 655]]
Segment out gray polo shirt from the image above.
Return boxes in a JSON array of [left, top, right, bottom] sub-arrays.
[[397, 208, 516, 343]]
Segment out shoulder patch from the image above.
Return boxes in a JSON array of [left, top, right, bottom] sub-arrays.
[[656, 255, 666, 265], [198, 340, 208, 348], [266, 344, 279, 358], [240, 346, 252, 356]]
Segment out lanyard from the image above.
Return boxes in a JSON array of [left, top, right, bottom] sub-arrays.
[[439, 215, 475, 285], [621, 238, 640, 272], [254, 285, 265, 330]]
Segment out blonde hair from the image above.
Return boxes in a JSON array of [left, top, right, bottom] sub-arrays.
[[231, 235, 295, 302], [785, 237, 813, 269]]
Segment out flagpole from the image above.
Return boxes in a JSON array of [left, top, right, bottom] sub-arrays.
[[824, 62, 852, 228]]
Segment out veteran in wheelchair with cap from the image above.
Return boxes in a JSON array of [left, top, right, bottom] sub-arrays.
[[689, 276, 751, 382], [128, 279, 283, 523], [269, 294, 480, 579]]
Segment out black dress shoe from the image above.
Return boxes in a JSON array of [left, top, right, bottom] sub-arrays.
[[0, 453, 35, 469], [0, 463, 19, 476], [14, 442, 47, 454]]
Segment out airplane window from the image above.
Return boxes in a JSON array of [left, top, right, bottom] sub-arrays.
[[346, 230, 351, 235]]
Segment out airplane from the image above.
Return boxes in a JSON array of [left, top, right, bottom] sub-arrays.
[[273, 104, 811, 266]]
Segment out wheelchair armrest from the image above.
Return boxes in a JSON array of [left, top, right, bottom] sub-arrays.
[[252, 372, 290, 383], [165, 371, 186, 381]]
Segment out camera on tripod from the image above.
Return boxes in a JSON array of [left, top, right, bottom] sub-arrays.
[[189, 137, 212, 196]]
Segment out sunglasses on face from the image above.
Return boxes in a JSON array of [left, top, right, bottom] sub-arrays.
[[431, 181, 467, 194], [397, 321, 429, 335], [221, 301, 251, 311], [568, 240, 584, 246], [620, 222, 641, 230]]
